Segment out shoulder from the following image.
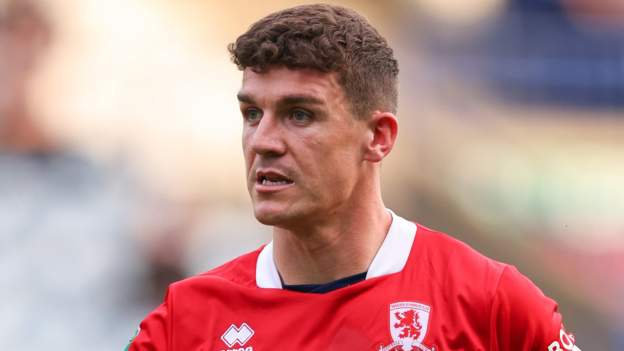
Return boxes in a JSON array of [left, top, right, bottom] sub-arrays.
[[170, 245, 264, 294], [127, 247, 265, 350], [414, 225, 545, 303], [412, 224, 508, 291], [409, 224, 513, 320], [413, 225, 574, 349]]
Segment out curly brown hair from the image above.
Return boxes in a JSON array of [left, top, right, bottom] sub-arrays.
[[228, 4, 399, 118]]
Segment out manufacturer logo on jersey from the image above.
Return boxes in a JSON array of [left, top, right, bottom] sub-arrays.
[[379, 302, 436, 351], [221, 323, 254, 348]]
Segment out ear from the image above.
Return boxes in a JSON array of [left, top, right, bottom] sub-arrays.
[[363, 111, 398, 163]]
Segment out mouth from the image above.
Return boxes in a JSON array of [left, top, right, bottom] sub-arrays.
[[255, 170, 294, 191]]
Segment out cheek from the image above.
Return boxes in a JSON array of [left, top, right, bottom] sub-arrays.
[[241, 132, 254, 168], [306, 136, 361, 184]]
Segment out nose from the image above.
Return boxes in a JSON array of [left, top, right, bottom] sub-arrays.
[[248, 113, 286, 157]]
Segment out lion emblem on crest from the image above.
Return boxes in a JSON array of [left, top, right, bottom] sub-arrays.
[[379, 302, 435, 351], [393, 309, 423, 340]]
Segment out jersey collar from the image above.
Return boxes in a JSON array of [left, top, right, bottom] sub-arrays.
[[256, 209, 417, 289]]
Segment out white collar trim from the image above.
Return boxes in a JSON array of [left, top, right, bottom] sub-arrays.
[[255, 209, 417, 289], [256, 241, 281, 289]]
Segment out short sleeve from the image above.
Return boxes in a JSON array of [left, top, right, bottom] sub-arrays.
[[127, 288, 171, 351], [489, 266, 581, 351]]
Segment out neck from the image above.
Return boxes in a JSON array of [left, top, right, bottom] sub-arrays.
[[272, 173, 391, 285]]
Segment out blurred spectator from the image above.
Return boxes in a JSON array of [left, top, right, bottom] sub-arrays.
[[0, 1, 147, 349], [133, 193, 195, 301]]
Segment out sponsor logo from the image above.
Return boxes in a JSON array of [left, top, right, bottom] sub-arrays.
[[548, 325, 581, 351], [380, 302, 436, 351], [221, 323, 254, 348]]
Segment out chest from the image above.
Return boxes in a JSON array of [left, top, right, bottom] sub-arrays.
[[171, 279, 492, 351]]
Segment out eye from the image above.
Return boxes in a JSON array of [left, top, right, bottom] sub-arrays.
[[243, 108, 263, 124], [290, 109, 312, 124]]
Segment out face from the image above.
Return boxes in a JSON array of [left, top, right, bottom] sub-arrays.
[[239, 67, 369, 227]]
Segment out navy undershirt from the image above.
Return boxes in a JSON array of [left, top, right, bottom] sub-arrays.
[[281, 271, 368, 294]]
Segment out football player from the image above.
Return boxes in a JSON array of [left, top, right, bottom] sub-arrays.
[[127, 4, 581, 350]]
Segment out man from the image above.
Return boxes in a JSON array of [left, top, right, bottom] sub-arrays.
[[128, 4, 581, 350]]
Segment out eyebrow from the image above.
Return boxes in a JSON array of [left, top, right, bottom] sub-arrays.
[[237, 93, 255, 104], [237, 93, 325, 106]]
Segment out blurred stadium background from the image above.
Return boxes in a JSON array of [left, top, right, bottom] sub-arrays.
[[0, 0, 622, 349]]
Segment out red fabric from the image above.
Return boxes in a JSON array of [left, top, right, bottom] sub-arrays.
[[129, 225, 578, 351]]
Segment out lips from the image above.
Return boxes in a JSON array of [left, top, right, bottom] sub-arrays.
[[256, 170, 293, 185], [254, 169, 294, 192]]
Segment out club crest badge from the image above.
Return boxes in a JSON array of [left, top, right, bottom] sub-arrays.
[[379, 302, 436, 351]]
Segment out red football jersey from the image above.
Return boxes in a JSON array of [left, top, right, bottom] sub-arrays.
[[128, 211, 581, 351]]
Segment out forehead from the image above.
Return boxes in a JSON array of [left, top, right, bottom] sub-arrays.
[[239, 67, 343, 102]]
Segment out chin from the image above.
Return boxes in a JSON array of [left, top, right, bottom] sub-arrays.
[[253, 207, 288, 225], [252, 202, 302, 226]]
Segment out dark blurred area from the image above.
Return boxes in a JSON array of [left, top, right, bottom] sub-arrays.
[[0, 0, 621, 350], [419, 0, 624, 109]]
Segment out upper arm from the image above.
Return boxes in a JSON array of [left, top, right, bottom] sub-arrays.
[[489, 266, 581, 351]]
